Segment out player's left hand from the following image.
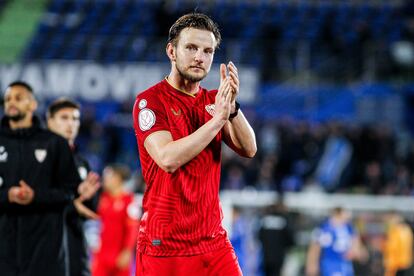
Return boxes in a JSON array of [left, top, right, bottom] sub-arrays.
[[116, 249, 132, 269], [227, 61, 239, 112], [77, 172, 100, 201], [15, 180, 34, 205]]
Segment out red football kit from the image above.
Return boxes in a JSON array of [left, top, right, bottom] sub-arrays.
[[133, 79, 241, 275], [133, 79, 229, 255], [92, 192, 138, 276]]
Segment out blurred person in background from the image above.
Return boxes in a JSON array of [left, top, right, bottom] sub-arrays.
[[47, 98, 101, 276], [92, 164, 139, 276], [314, 123, 353, 192], [230, 207, 248, 273], [258, 196, 295, 276], [0, 81, 81, 276], [306, 207, 367, 276], [383, 211, 413, 276], [132, 13, 256, 275]]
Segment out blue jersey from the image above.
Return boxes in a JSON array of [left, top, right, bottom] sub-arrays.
[[313, 219, 355, 276]]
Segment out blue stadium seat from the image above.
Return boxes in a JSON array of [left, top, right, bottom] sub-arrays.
[[22, 0, 404, 64]]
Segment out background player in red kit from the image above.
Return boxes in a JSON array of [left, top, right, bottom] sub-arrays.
[[132, 13, 257, 275], [92, 164, 139, 276]]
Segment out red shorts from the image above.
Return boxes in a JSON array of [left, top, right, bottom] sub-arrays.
[[135, 246, 242, 276]]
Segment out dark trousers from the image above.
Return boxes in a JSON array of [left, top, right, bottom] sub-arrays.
[[396, 268, 410, 276], [263, 259, 284, 276]]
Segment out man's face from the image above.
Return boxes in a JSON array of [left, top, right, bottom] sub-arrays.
[[4, 85, 36, 122], [336, 210, 352, 224], [172, 28, 216, 82], [48, 107, 80, 143]]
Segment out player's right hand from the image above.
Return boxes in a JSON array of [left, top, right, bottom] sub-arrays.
[[8, 186, 21, 203]]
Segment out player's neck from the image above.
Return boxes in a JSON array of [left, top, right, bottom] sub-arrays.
[[330, 217, 345, 226], [69, 141, 75, 151], [166, 73, 200, 96], [9, 115, 33, 130]]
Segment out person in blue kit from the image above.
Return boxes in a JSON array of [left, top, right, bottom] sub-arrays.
[[306, 207, 367, 276]]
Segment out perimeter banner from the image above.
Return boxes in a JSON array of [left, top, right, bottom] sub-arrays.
[[0, 62, 258, 103]]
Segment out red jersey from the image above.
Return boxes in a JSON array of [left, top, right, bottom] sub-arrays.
[[93, 192, 138, 265], [132, 79, 230, 256]]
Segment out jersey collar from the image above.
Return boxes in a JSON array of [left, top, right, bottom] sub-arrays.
[[164, 77, 200, 98]]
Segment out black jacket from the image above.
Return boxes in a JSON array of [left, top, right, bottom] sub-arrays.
[[0, 116, 81, 276], [66, 151, 99, 276]]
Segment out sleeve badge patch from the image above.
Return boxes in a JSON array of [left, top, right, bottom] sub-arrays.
[[138, 108, 156, 131], [138, 99, 147, 109]]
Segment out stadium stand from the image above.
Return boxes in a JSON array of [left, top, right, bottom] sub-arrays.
[[22, 0, 405, 80]]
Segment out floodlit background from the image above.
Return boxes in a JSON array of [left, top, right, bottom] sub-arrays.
[[1, 0, 414, 275]]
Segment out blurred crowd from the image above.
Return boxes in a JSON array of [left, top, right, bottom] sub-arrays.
[[69, 101, 414, 197], [221, 119, 414, 195]]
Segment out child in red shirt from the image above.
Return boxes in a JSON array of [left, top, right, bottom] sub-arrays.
[[92, 164, 139, 276]]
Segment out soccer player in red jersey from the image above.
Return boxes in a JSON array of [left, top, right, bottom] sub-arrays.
[[92, 164, 139, 276], [132, 13, 257, 275]]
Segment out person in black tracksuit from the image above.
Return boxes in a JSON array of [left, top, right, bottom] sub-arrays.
[[0, 81, 81, 276], [258, 197, 295, 276], [47, 98, 100, 276]]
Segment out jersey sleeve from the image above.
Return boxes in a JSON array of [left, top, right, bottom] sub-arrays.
[[133, 92, 170, 144]]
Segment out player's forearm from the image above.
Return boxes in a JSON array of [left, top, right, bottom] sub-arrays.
[[224, 110, 257, 158], [306, 243, 320, 276], [154, 116, 227, 173]]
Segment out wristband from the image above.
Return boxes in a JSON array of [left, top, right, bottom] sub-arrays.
[[229, 101, 240, 120]]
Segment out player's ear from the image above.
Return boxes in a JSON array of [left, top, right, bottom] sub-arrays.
[[166, 43, 176, 62], [30, 98, 38, 112]]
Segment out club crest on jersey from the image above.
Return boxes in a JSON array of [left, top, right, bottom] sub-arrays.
[[205, 104, 215, 116], [0, 146, 8, 162], [34, 149, 47, 163], [139, 108, 156, 131], [138, 99, 147, 109]]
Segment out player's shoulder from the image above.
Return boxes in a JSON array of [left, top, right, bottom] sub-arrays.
[[136, 80, 166, 100], [319, 219, 331, 230], [39, 128, 67, 143], [37, 129, 72, 151], [134, 81, 167, 111]]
